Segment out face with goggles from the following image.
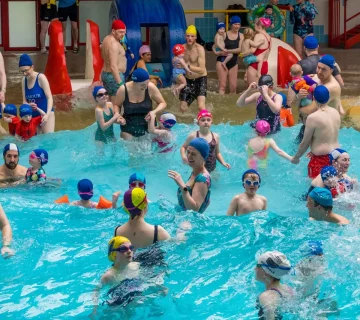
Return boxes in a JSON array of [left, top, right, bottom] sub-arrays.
[[129, 180, 146, 189], [112, 242, 134, 262], [243, 174, 260, 194]]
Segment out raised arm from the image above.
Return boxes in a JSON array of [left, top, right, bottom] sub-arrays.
[[260, 88, 282, 114], [180, 133, 196, 164], [148, 83, 166, 115], [236, 83, 261, 107]]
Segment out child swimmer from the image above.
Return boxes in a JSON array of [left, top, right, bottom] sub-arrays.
[[26, 149, 48, 183]]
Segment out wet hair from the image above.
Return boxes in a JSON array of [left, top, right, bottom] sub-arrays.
[[313, 201, 333, 213], [290, 64, 303, 76], [243, 173, 259, 182], [244, 28, 255, 40]]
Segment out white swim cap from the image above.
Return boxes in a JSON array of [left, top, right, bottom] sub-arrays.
[[159, 112, 177, 129], [257, 251, 292, 279]]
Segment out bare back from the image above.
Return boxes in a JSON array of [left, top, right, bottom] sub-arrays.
[[214, 33, 225, 50], [241, 39, 254, 53], [254, 32, 271, 61], [101, 35, 126, 73], [115, 221, 157, 249]]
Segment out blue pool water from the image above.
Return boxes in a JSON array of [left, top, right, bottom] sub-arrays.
[[1, 122, 360, 319]]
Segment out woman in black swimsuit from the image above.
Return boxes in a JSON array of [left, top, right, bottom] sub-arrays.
[[212, 16, 243, 95], [114, 69, 167, 140]]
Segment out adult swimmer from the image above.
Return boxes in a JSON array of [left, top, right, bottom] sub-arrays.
[[0, 204, 15, 258], [169, 138, 211, 214], [114, 69, 166, 140], [237, 75, 282, 134], [20, 54, 55, 133], [0, 144, 27, 188], [255, 251, 294, 319], [127, 45, 163, 87], [291, 86, 340, 179]]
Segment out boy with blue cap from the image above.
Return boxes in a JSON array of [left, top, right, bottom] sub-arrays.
[[15, 104, 46, 141], [213, 22, 234, 70], [1, 103, 20, 136], [307, 187, 349, 224]]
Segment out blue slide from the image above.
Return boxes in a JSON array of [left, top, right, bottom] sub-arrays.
[[110, 0, 187, 86]]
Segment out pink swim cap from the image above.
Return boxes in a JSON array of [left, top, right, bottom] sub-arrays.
[[259, 17, 272, 28], [197, 109, 212, 120], [139, 45, 151, 56], [255, 120, 270, 136]]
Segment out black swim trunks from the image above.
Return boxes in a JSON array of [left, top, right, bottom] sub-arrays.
[[179, 76, 207, 107], [40, 4, 58, 22], [58, 3, 78, 22]]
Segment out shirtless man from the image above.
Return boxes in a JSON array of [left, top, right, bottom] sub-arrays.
[[227, 169, 267, 216], [101, 20, 127, 104], [291, 86, 340, 179], [0, 144, 27, 188], [307, 187, 349, 225], [0, 51, 6, 103], [178, 25, 207, 113]]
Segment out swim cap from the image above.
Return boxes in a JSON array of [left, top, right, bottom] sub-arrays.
[[3, 143, 19, 157], [19, 54, 33, 67], [304, 36, 319, 49], [19, 104, 32, 118], [259, 17, 272, 28], [139, 45, 151, 56], [112, 19, 126, 30], [242, 169, 261, 184], [186, 25, 197, 35], [159, 112, 177, 129], [108, 236, 131, 262], [123, 187, 148, 217], [230, 16, 241, 25], [320, 166, 337, 181], [92, 86, 105, 99], [189, 138, 210, 160], [257, 251, 292, 279], [172, 44, 185, 56], [329, 148, 347, 162], [278, 92, 287, 106], [308, 187, 333, 207], [255, 120, 270, 136], [306, 240, 323, 256], [129, 172, 146, 186], [77, 179, 94, 200], [4, 104, 17, 116], [318, 54, 336, 69], [131, 68, 149, 83], [197, 109, 212, 121], [314, 85, 330, 104], [33, 149, 49, 166], [258, 74, 273, 87], [216, 22, 226, 31]]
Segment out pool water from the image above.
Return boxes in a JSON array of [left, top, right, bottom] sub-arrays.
[[1, 122, 360, 319]]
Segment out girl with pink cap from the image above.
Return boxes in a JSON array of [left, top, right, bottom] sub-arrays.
[[247, 119, 292, 169]]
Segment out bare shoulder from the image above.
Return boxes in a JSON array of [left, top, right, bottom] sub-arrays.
[[195, 43, 205, 54], [18, 165, 27, 175], [258, 194, 267, 202]]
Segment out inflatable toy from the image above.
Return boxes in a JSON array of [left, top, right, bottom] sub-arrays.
[[54, 195, 113, 209]]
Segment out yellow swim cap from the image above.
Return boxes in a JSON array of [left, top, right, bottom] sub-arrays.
[[123, 187, 147, 217], [108, 236, 130, 262], [186, 25, 197, 35]]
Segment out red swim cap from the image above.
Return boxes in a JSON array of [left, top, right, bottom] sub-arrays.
[[112, 20, 126, 30], [172, 44, 185, 56], [197, 109, 212, 120]]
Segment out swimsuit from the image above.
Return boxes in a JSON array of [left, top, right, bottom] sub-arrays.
[[249, 34, 271, 75], [280, 107, 295, 127], [25, 167, 46, 183], [307, 153, 331, 179], [216, 32, 240, 69], [94, 107, 115, 143], [253, 94, 281, 134], [120, 84, 153, 137], [114, 225, 159, 244], [105, 278, 142, 307], [153, 137, 173, 153], [179, 76, 207, 107], [15, 117, 42, 141], [177, 173, 211, 213], [257, 288, 284, 320], [247, 138, 271, 169], [101, 71, 125, 97], [290, 3, 316, 38], [196, 131, 217, 172]]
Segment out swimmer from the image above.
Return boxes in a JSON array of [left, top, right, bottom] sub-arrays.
[[247, 120, 292, 170], [71, 179, 121, 209], [213, 22, 234, 71], [172, 44, 192, 96], [278, 92, 295, 127], [307, 187, 349, 224], [148, 112, 176, 153], [0, 204, 15, 258], [1, 103, 20, 136], [227, 169, 267, 216], [262, 5, 275, 28], [128, 173, 146, 190], [255, 251, 294, 319], [180, 109, 230, 173], [0, 143, 27, 187], [15, 104, 46, 141], [26, 149, 48, 183]]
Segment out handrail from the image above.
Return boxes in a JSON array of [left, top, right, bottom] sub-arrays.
[[345, 11, 360, 23], [184, 9, 287, 42], [343, 0, 360, 42]]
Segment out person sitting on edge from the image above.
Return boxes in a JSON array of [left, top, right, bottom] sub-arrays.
[[214, 22, 234, 71], [278, 92, 295, 127], [172, 44, 192, 96], [307, 187, 349, 224], [227, 169, 267, 216], [0, 204, 15, 258], [15, 104, 46, 141], [262, 5, 275, 28], [148, 112, 177, 153], [0, 103, 20, 136], [26, 149, 48, 183], [0, 144, 27, 188], [180, 109, 230, 173]]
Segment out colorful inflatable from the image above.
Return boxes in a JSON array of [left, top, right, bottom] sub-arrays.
[[247, 2, 286, 38], [54, 195, 113, 209]]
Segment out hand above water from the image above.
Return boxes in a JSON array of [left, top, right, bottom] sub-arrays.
[[41, 114, 49, 124], [116, 116, 126, 125], [168, 170, 185, 188], [297, 88, 309, 99], [248, 82, 258, 90], [291, 157, 300, 164], [145, 110, 156, 122]]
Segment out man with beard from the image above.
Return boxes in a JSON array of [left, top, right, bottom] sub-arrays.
[[0, 144, 27, 187]]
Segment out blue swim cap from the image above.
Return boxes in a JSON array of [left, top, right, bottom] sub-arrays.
[[304, 36, 318, 49], [320, 166, 337, 181], [78, 179, 94, 200], [319, 54, 336, 69], [3, 143, 19, 157], [4, 104, 18, 116], [329, 148, 347, 162], [132, 68, 149, 83], [129, 173, 146, 186], [19, 54, 33, 67], [307, 240, 324, 256], [216, 22, 226, 30], [92, 86, 105, 99], [19, 104, 32, 118], [242, 169, 261, 184], [314, 85, 330, 104], [33, 149, 48, 166], [189, 138, 210, 160], [278, 92, 287, 107], [230, 15, 241, 25], [308, 187, 333, 207]]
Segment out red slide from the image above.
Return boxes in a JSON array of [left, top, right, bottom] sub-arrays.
[[87, 20, 104, 83], [44, 21, 72, 95], [277, 46, 299, 88]]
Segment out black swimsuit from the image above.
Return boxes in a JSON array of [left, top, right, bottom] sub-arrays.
[[257, 288, 283, 319], [114, 225, 158, 244], [216, 32, 240, 70]]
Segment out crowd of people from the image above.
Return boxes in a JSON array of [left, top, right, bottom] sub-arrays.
[[0, 2, 357, 317]]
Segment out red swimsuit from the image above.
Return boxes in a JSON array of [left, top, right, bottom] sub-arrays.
[[250, 34, 271, 75]]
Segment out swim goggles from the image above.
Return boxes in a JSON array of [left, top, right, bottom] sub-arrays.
[[244, 180, 259, 187], [96, 92, 108, 98], [113, 245, 135, 253], [130, 181, 145, 188], [256, 263, 291, 271]]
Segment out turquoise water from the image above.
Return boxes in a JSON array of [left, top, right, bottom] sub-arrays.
[[1, 123, 360, 319]]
